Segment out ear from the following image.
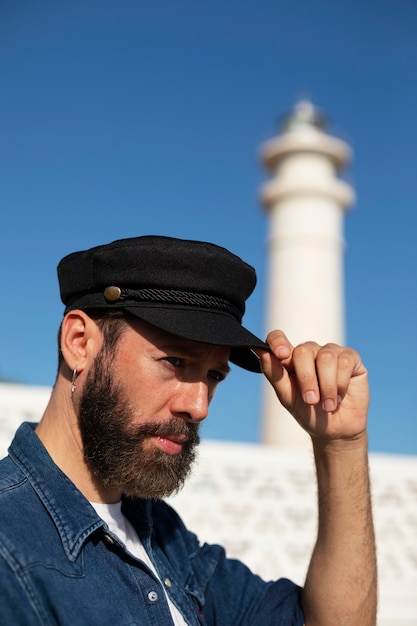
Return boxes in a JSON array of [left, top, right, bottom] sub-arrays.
[[60, 311, 103, 374]]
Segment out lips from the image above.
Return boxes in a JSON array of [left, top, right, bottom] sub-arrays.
[[154, 434, 188, 455]]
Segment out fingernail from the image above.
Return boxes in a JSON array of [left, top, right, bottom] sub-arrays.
[[323, 398, 336, 412], [277, 346, 291, 359], [304, 391, 317, 404]]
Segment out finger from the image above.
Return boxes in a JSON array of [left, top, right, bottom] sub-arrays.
[[312, 345, 363, 411], [253, 330, 294, 394], [315, 344, 342, 412], [264, 329, 293, 361], [334, 348, 365, 398], [291, 341, 321, 406], [257, 350, 287, 389]]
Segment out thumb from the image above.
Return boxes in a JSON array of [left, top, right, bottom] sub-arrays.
[[254, 349, 288, 390]]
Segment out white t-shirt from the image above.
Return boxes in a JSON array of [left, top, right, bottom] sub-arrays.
[[91, 501, 188, 626]]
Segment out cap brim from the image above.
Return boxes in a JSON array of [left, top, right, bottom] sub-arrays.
[[123, 305, 268, 373]]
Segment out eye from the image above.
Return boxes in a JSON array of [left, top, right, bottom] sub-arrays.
[[163, 357, 183, 367], [208, 370, 226, 383]]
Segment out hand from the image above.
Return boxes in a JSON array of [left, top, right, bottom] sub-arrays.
[[256, 330, 369, 442]]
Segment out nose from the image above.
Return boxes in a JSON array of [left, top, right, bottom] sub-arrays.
[[170, 381, 210, 424]]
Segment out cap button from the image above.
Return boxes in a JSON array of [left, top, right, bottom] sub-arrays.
[[104, 286, 122, 302]]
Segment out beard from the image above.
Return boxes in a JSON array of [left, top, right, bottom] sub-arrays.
[[78, 347, 200, 499]]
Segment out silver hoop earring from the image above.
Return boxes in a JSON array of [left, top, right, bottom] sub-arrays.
[[71, 368, 77, 394]]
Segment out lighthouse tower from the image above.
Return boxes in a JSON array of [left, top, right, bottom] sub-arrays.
[[260, 101, 355, 448]]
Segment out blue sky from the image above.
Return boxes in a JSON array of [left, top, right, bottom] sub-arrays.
[[0, 0, 416, 455]]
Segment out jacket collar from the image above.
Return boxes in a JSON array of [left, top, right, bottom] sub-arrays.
[[8, 422, 150, 562]]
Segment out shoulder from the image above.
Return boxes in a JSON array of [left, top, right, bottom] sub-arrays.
[[0, 457, 34, 568], [0, 455, 28, 505], [0, 455, 53, 554]]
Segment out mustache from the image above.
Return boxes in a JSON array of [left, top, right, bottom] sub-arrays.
[[126, 417, 200, 445]]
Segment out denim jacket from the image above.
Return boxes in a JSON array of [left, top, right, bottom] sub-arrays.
[[0, 423, 305, 625]]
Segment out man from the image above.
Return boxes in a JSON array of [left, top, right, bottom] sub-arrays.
[[0, 235, 377, 625]]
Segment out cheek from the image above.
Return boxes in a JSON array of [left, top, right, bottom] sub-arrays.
[[112, 345, 179, 414], [117, 368, 175, 416]]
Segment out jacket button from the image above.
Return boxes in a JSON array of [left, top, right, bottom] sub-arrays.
[[103, 534, 114, 545], [164, 578, 172, 588], [148, 591, 158, 602]]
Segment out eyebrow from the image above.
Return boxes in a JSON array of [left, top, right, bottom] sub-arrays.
[[159, 343, 231, 374]]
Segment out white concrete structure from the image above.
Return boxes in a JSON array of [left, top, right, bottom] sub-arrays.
[[1, 389, 416, 626], [0, 383, 51, 448], [260, 100, 355, 448]]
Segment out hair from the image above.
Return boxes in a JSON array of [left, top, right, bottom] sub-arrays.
[[56, 309, 130, 379]]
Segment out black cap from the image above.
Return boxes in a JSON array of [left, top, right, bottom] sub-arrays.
[[57, 236, 268, 372]]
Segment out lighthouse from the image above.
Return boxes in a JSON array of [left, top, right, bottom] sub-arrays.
[[260, 101, 355, 448]]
